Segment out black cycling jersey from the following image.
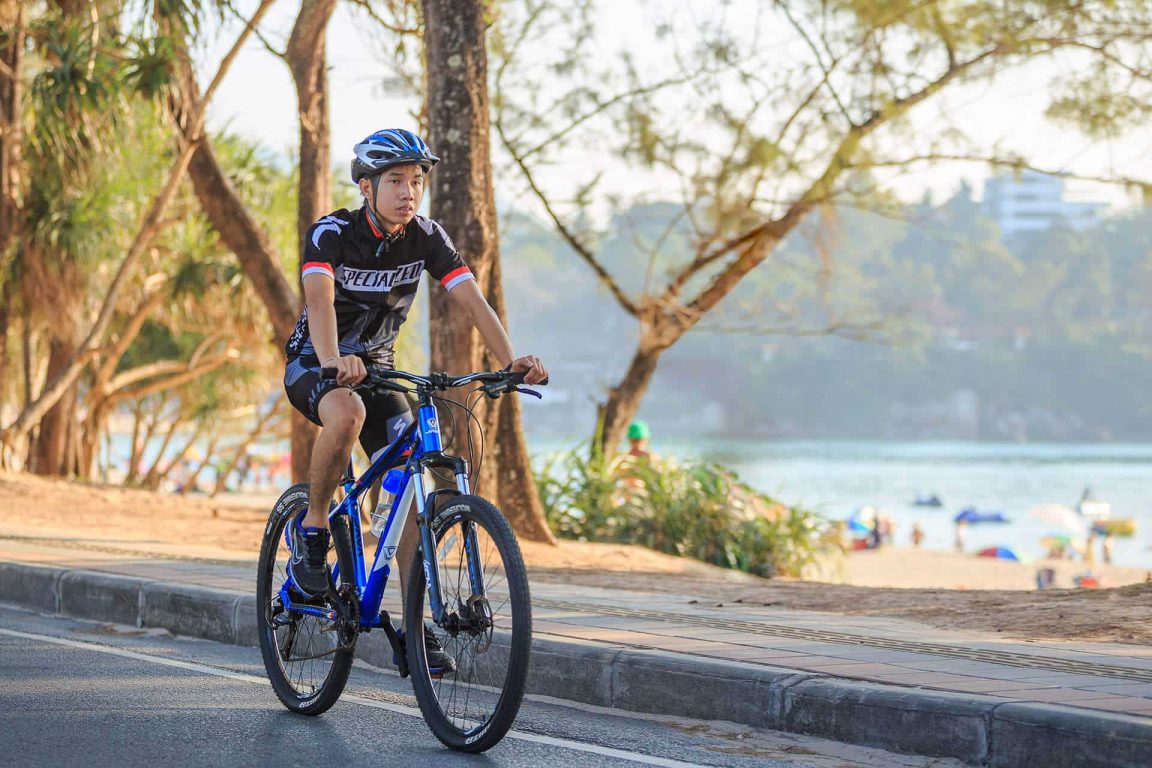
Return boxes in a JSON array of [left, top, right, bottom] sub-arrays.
[[284, 206, 474, 364]]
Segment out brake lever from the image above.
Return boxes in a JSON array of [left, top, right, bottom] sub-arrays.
[[513, 387, 543, 399]]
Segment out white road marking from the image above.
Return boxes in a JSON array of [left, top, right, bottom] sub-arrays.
[[0, 627, 703, 768]]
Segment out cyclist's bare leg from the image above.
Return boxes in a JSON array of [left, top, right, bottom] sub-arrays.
[[303, 389, 365, 529]]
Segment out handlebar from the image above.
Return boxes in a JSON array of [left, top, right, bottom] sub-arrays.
[[319, 367, 547, 400]]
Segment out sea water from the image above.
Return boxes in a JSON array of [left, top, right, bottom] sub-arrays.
[[531, 438, 1152, 569], [683, 440, 1152, 570]]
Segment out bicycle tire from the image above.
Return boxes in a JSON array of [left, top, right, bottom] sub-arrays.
[[405, 495, 532, 752], [256, 483, 355, 715]]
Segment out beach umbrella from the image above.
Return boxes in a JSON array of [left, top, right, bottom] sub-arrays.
[[977, 546, 1025, 561], [847, 518, 874, 535], [1028, 503, 1086, 533]]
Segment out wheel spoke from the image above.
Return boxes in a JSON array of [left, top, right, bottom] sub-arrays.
[[407, 497, 530, 752], [256, 487, 354, 715]]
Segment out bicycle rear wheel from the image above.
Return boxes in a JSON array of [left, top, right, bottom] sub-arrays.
[[256, 483, 356, 715], [405, 495, 532, 752]]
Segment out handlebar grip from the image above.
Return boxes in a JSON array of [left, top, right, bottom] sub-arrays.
[[319, 367, 407, 393]]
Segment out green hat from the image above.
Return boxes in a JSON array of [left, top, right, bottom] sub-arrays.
[[627, 420, 650, 440]]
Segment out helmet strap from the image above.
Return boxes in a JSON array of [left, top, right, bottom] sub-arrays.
[[363, 174, 387, 239]]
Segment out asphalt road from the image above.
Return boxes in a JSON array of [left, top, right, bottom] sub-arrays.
[[0, 605, 962, 768]]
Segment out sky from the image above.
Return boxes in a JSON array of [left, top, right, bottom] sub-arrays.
[[195, 0, 1152, 218]]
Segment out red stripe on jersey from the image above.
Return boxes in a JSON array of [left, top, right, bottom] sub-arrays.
[[440, 266, 472, 286], [302, 261, 334, 275]]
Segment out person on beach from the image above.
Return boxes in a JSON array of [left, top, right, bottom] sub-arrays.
[[281, 128, 547, 674], [616, 421, 655, 498], [627, 420, 652, 459], [910, 522, 925, 548]]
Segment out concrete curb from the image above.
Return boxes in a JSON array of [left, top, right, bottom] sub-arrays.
[[3, 561, 1151, 767], [782, 678, 994, 764], [990, 702, 1152, 768]]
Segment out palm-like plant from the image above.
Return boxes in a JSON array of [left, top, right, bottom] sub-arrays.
[[537, 440, 834, 578]]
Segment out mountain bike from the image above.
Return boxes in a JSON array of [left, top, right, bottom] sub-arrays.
[[256, 367, 542, 752]]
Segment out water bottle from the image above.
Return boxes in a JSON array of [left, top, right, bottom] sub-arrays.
[[370, 468, 406, 536]]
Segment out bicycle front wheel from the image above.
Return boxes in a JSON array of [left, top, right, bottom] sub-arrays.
[[405, 495, 532, 752]]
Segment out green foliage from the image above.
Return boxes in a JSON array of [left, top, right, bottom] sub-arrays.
[[28, 17, 126, 164], [212, 132, 299, 273], [536, 445, 832, 578], [124, 35, 177, 99], [1046, 64, 1152, 139]]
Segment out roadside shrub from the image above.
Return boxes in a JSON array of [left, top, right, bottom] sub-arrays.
[[535, 446, 832, 578]]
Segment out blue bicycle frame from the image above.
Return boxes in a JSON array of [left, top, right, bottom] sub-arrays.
[[278, 397, 470, 630]]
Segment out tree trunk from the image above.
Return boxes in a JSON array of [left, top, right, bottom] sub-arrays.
[[0, 1, 23, 251], [423, 0, 554, 543], [31, 337, 78, 475], [168, 29, 320, 485], [0, 2, 24, 424], [182, 146, 298, 336], [596, 342, 667, 457], [20, 307, 31, 405], [125, 399, 145, 485], [158, 419, 207, 490], [285, 0, 336, 485], [286, 0, 335, 257], [141, 413, 181, 489], [180, 433, 220, 496], [0, 279, 11, 420], [78, 396, 116, 480]]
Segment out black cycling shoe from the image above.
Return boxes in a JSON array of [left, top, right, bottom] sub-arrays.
[[424, 624, 457, 676], [287, 514, 331, 599]]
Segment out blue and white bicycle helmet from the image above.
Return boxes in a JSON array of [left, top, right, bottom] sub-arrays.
[[350, 128, 440, 183]]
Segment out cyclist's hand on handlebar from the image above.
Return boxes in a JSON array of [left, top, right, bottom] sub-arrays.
[[509, 355, 548, 385], [321, 354, 367, 386]]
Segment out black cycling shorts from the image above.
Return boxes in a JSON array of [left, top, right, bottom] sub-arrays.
[[284, 357, 414, 462]]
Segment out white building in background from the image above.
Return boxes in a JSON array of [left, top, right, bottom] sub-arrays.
[[982, 171, 1107, 238]]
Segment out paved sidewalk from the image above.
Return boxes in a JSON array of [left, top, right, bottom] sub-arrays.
[[2, 529, 1150, 767]]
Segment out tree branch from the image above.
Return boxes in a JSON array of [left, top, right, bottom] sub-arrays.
[[493, 0, 546, 95], [345, 0, 422, 35], [519, 73, 700, 162], [494, 119, 639, 316], [677, 42, 1011, 322], [110, 355, 238, 401], [776, 1, 854, 128], [221, 0, 286, 58], [860, 152, 1152, 190], [94, 282, 169, 390], [695, 315, 893, 341]]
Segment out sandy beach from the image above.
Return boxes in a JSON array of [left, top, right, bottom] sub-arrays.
[[2, 470, 1150, 644], [816, 545, 1150, 591]]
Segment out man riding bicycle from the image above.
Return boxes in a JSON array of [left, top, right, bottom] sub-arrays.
[[282, 128, 548, 673]]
